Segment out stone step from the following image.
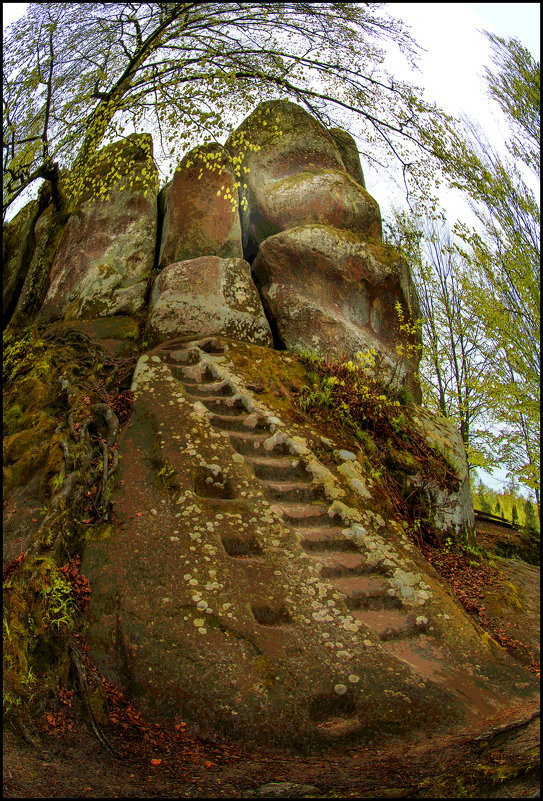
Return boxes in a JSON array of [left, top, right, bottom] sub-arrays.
[[259, 479, 324, 503], [189, 337, 226, 354], [162, 351, 195, 366], [159, 338, 195, 349], [244, 454, 309, 482], [297, 528, 358, 552], [331, 575, 401, 610], [161, 336, 223, 354], [352, 608, 423, 641], [275, 502, 341, 528], [182, 380, 235, 398], [173, 365, 221, 385], [229, 431, 291, 456], [208, 411, 269, 433], [307, 550, 368, 578], [200, 396, 248, 416]]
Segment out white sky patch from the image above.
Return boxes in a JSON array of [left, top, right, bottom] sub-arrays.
[[3, 3, 28, 29]]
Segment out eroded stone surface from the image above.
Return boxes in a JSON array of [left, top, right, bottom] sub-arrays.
[[3, 200, 42, 320], [408, 406, 476, 542], [147, 256, 272, 346], [38, 134, 157, 322], [158, 143, 243, 268], [225, 100, 381, 260], [252, 225, 421, 396], [329, 127, 366, 188]]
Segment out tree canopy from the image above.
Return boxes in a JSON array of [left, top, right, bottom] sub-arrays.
[[3, 2, 453, 220]]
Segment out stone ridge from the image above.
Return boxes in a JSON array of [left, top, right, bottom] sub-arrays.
[[82, 335, 536, 748]]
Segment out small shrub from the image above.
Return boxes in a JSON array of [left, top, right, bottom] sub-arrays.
[[294, 351, 459, 548]]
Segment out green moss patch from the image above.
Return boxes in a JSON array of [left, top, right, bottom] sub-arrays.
[[3, 323, 136, 732]]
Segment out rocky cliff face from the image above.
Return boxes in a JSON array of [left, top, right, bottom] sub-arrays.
[[4, 102, 536, 750]]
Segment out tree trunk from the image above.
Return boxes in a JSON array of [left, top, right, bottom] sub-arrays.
[[7, 204, 69, 333]]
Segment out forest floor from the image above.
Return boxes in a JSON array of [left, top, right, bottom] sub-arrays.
[[3, 521, 540, 799]]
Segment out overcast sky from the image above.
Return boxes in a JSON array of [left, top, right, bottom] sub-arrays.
[[3, 3, 539, 495], [366, 4, 539, 220]]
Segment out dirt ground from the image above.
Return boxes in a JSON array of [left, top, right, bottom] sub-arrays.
[[3, 524, 540, 799]]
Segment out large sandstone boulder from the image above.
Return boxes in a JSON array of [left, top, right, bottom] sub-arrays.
[[225, 100, 380, 259], [329, 127, 366, 188], [147, 255, 272, 346], [252, 225, 421, 397], [158, 144, 243, 268], [38, 134, 157, 322]]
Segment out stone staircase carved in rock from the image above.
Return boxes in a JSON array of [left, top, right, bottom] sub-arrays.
[[82, 335, 537, 747], [160, 339, 429, 647]]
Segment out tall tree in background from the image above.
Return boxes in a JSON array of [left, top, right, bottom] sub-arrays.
[[385, 211, 496, 474], [426, 34, 540, 509]]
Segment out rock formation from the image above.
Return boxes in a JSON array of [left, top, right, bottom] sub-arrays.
[[38, 134, 158, 322], [147, 255, 272, 345], [226, 100, 420, 394], [3, 101, 537, 751], [158, 143, 243, 268]]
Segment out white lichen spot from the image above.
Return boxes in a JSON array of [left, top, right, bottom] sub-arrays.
[[334, 684, 347, 696]]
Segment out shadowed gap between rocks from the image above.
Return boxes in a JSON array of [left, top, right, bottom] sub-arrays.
[[141, 183, 167, 316], [249, 259, 286, 351]]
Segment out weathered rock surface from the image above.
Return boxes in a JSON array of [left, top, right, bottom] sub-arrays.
[[38, 134, 157, 322], [252, 225, 421, 396], [409, 406, 476, 541], [82, 338, 537, 749], [147, 256, 272, 346], [158, 144, 243, 269], [225, 100, 381, 260], [329, 127, 366, 188], [224, 100, 422, 391]]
